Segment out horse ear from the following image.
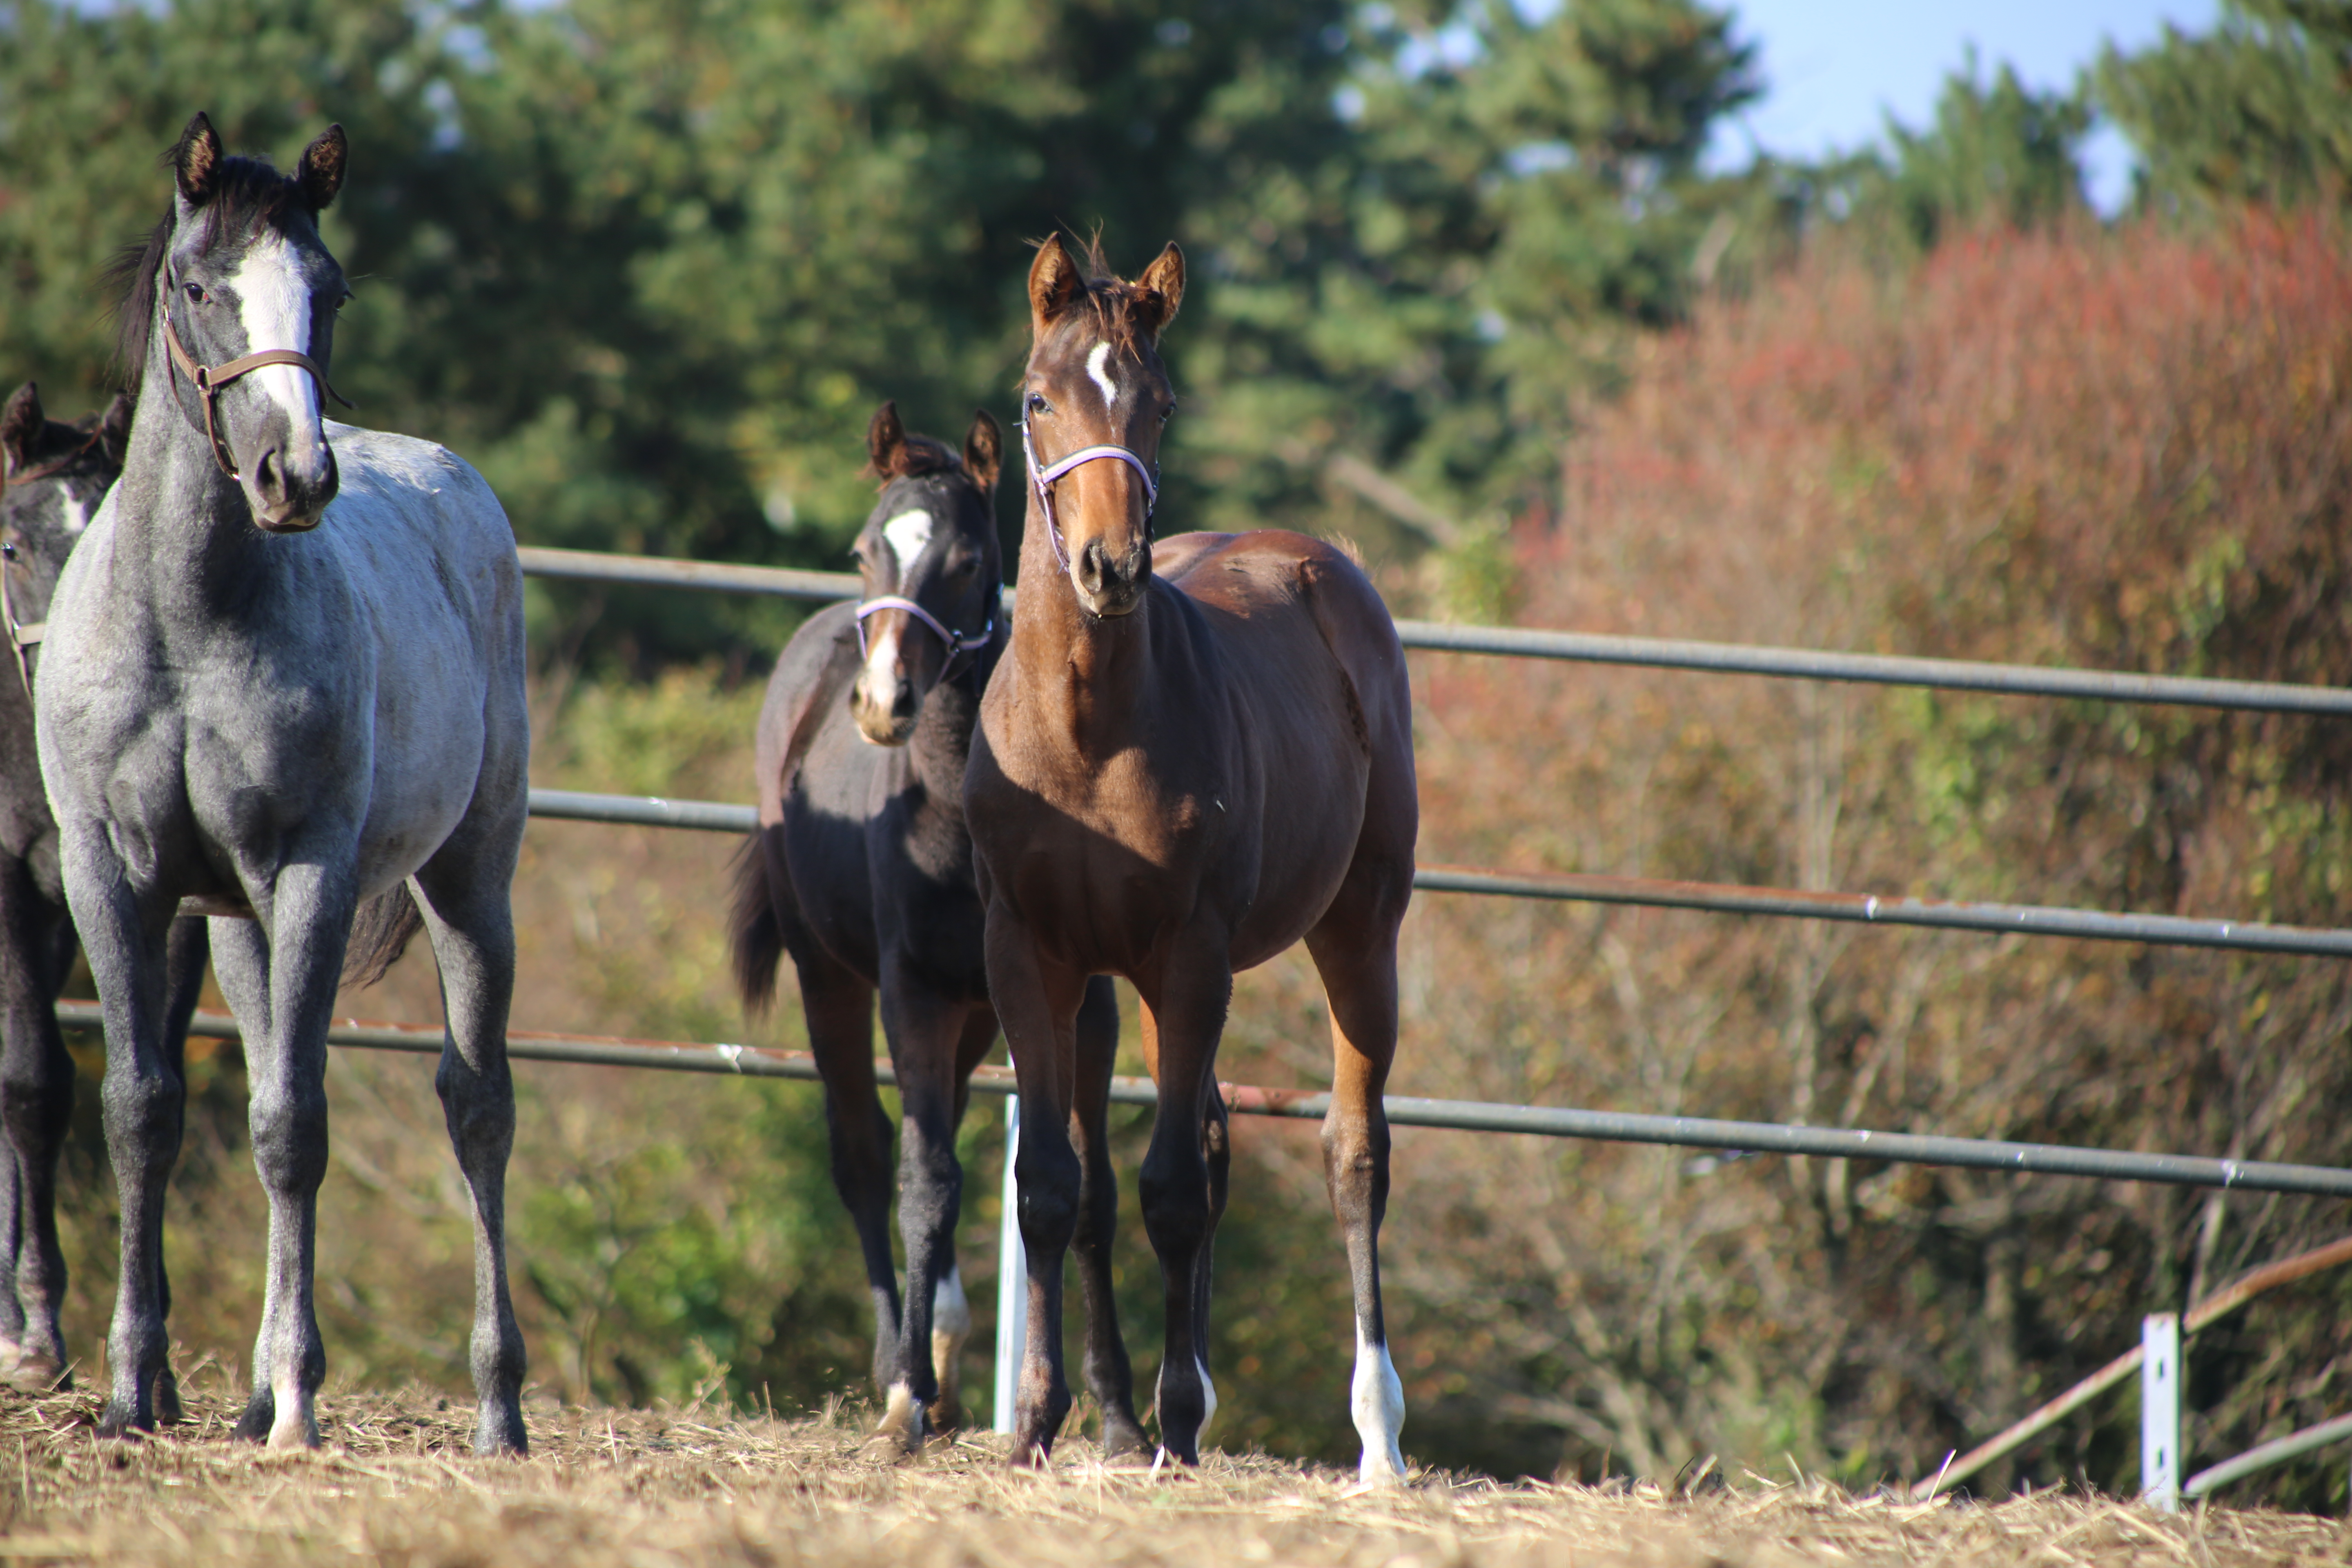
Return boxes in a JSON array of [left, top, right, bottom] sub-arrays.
[[298, 124, 347, 212], [866, 401, 906, 481], [1135, 242, 1185, 339], [174, 111, 223, 207], [1029, 236, 1083, 334], [963, 408, 1002, 496], [0, 383, 42, 479], [98, 394, 135, 467]]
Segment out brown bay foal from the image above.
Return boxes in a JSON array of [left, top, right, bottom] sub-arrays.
[[964, 237, 1419, 1486]]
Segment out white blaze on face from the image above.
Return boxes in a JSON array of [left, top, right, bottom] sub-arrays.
[[1086, 340, 1120, 408], [866, 509, 936, 688], [228, 231, 321, 433], [882, 508, 935, 573], [57, 492, 92, 537]]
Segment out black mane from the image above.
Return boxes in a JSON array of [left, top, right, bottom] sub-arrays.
[[105, 151, 310, 394]]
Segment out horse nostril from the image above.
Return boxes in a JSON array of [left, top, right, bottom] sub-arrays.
[[254, 446, 284, 497]]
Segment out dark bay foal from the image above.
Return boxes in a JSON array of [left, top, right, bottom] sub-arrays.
[[965, 238, 1419, 1486], [731, 404, 1137, 1458], [0, 383, 207, 1399]]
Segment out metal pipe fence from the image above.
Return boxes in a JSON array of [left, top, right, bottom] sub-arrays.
[[518, 546, 2352, 715], [480, 547, 2352, 1494]]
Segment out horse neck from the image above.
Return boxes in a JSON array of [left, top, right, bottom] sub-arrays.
[[907, 665, 982, 813], [106, 314, 277, 619], [1009, 497, 1152, 758]]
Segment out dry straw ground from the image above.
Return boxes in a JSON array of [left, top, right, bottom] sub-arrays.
[[0, 1384, 2341, 1567]]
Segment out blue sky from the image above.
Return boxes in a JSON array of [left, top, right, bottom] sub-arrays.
[[1708, 0, 2219, 210]]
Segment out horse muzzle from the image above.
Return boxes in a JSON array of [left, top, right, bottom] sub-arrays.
[[851, 667, 921, 746], [1074, 537, 1149, 619], [246, 438, 339, 534]]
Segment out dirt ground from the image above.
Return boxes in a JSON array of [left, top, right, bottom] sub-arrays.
[[0, 1383, 2340, 1567]]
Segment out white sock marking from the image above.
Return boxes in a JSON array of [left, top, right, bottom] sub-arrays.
[[1351, 1323, 1406, 1486], [1153, 1356, 1219, 1446], [932, 1267, 971, 1339], [229, 233, 322, 437], [881, 508, 934, 571], [1086, 341, 1119, 408]]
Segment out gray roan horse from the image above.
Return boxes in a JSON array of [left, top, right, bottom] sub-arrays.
[[0, 383, 209, 1398], [38, 113, 531, 1452], [730, 403, 1135, 1458]]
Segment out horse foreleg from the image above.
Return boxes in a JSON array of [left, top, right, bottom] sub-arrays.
[[1135, 940, 1233, 1468], [1305, 912, 1408, 1489], [0, 855, 77, 1390], [983, 906, 1086, 1468], [1068, 976, 1147, 1457], [226, 861, 352, 1450], [57, 828, 180, 1439], [799, 960, 896, 1408], [872, 974, 970, 1457]]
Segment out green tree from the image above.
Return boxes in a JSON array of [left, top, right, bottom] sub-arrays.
[[2096, 0, 2352, 212]]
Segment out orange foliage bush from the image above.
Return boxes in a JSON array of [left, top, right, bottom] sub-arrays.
[[1352, 212, 2352, 1497]]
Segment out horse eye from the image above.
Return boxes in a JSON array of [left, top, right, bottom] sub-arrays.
[[0, 542, 16, 563], [1027, 393, 1051, 416], [335, 292, 353, 312], [184, 282, 209, 305]]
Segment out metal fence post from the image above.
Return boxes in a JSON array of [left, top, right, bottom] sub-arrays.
[[992, 1094, 1027, 1434], [2142, 1313, 2182, 1512]]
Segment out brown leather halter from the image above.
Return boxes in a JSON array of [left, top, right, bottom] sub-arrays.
[[0, 428, 105, 699], [162, 305, 351, 481]]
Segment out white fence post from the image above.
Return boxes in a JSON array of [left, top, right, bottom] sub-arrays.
[[992, 1094, 1027, 1434], [2141, 1312, 2182, 1512]]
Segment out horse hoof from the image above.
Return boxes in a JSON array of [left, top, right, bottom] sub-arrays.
[[859, 1430, 921, 1465], [1100, 1412, 1153, 1461], [924, 1396, 964, 1437], [231, 1391, 275, 1444], [265, 1412, 322, 1452], [473, 1402, 528, 1458], [95, 1403, 151, 1441], [6, 1354, 67, 1394], [1007, 1438, 1054, 1472], [153, 1368, 183, 1424]]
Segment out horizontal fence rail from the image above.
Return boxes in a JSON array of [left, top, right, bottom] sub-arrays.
[[2185, 1412, 2352, 1499], [516, 546, 2352, 716], [53, 1002, 2352, 1200], [528, 788, 2352, 960]]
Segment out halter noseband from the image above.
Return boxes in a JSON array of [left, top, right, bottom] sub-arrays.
[[1020, 412, 1159, 575], [0, 429, 107, 699], [855, 593, 993, 682], [161, 296, 352, 481]]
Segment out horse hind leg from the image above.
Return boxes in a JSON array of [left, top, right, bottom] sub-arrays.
[[1069, 976, 1148, 1458], [1305, 893, 1409, 1490], [144, 914, 209, 1424], [410, 850, 529, 1457]]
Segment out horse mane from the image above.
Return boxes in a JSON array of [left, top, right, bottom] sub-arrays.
[[1073, 235, 1162, 358], [105, 147, 310, 393]]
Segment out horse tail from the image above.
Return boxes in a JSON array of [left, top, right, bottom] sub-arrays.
[[728, 831, 785, 1018], [341, 884, 426, 989]]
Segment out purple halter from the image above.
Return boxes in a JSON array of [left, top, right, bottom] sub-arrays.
[[1020, 412, 1159, 574], [855, 593, 992, 680]]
